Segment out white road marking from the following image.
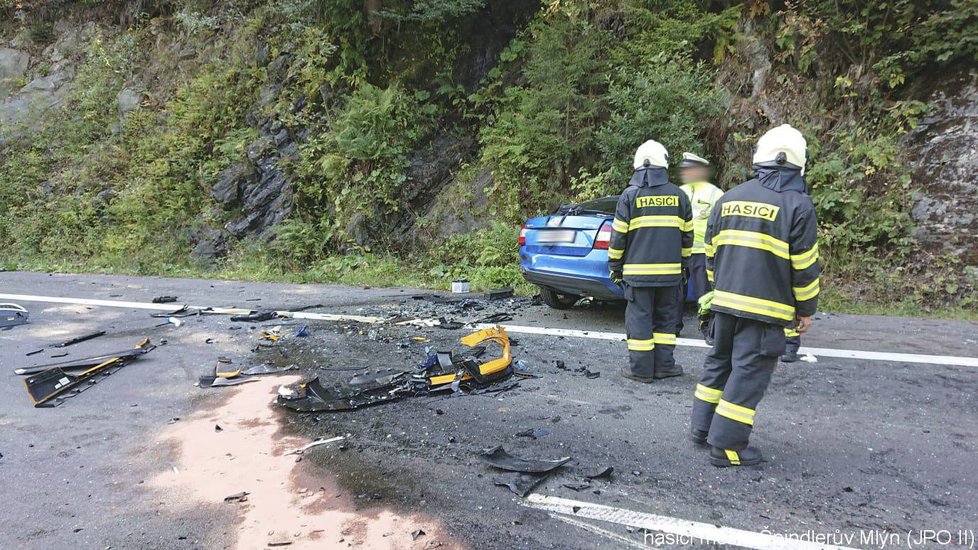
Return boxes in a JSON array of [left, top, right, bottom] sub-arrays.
[[488, 323, 978, 368], [522, 494, 856, 550], [0, 293, 385, 324], [3, 292, 976, 367], [550, 513, 650, 549]]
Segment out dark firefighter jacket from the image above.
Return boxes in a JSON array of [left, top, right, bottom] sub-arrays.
[[705, 165, 821, 326], [608, 167, 694, 287]]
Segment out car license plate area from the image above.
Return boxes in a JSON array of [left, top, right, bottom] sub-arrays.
[[536, 230, 576, 244]]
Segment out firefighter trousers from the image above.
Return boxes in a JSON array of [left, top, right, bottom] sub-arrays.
[[690, 312, 786, 450], [623, 283, 679, 378]]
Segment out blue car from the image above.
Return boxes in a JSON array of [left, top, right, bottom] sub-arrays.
[[519, 196, 696, 309]]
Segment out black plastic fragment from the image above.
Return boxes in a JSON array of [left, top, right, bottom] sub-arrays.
[[16, 344, 156, 375], [493, 472, 547, 497], [54, 331, 106, 348], [230, 311, 277, 322], [25, 349, 44, 357], [485, 287, 514, 301], [479, 446, 571, 474], [152, 296, 178, 304], [583, 466, 614, 479], [479, 313, 513, 324]]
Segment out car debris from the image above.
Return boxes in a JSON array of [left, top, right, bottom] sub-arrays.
[[492, 472, 549, 497], [199, 375, 260, 387], [152, 296, 178, 304], [241, 364, 297, 376], [479, 313, 513, 324], [230, 311, 277, 323], [25, 349, 44, 357], [0, 303, 29, 329], [223, 491, 249, 503], [582, 466, 614, 479], [53, 330, 106, 348], [485, 287, 514, 301], [277, 326, 515, 412], [21, 339, 156, 407], [15, 339, 157, 375], [285, 436, 345, 456], [411, 529, 426, 541], [478, 446, 571, 474]]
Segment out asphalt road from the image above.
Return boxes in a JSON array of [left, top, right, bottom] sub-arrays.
[[1, 271, 977, 549]]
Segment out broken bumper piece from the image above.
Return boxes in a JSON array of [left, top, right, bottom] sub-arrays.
[[22, 339, 156, 407], [0, 303, 29, 328]]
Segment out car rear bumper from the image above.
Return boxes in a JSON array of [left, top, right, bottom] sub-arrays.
[[521, 269, 623, 301]]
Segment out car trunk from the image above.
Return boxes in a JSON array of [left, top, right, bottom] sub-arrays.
[[523, 197, 617, 257]]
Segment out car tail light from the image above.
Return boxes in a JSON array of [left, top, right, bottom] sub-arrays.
[[518, 224, 527, 246], [594, 221, 612, 249]]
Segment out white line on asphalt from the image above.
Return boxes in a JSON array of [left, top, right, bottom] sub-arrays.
[[550, 513, 650, 549], [522, 494, 857, 550], [486, 323, 978, 368], [4, 292, 976, 368], [0, 293, 385, 324]]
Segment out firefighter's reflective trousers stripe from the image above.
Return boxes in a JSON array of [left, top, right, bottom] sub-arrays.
[[623, 283, 680, 378], [690, 312, 785, 450]]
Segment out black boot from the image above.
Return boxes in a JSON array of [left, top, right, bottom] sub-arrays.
[[709, 446, 763, 467], [690, 428, 709, 447], [780, 350, 801, 363], [653, 364, 684, 379], [620, 367, 653, 384]]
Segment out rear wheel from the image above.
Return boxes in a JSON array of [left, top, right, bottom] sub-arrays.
[[539, 287, 578, 309]]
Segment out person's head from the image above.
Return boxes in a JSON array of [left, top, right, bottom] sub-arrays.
[[753, 124, 807, 174], [678, 152, 711, 184], [633, 139, 669, 170]]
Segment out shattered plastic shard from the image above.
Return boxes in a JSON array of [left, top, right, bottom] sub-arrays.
[[493, 472, 548, 497], [0, 303, 29, 328], [479, 446, 571, 474]]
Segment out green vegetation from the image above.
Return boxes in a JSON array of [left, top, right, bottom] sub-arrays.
[[1, 0, 976, 317]]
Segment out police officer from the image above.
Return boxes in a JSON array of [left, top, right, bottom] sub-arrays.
[[689, 124, 820, 466], [677, 152, 724, 337], [609, 139, 694, 383]]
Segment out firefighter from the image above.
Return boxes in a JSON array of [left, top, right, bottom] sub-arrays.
[[609, 139, 694, 383], [689, 124, 820, 466], [677, 152, 724, 338]]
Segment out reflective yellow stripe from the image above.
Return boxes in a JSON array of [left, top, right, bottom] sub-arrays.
[[682, 219, 694, 232], [652, 332, 676, 346], [724, 449, 741, 465], [706, 269, 714, 283], [716, 399, 755, 426], [793, 278, 820, 301], [681, 247, 692, 258], [784, 328, 800, 338], [608, 247, 624, 260], [612, 218, 629, 233], [622, 263, 683, 276], [627, 338, 654, 351], [629, 215, 684, 230], [694, 383, 722, 404], [712, 229, 789, 259], [791, 244, 819, 270], [712, 290, 794, 321], [691, 242, 706, 253], [704, 243, 715, 258]]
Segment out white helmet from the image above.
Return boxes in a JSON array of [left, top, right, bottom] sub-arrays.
[[633, 139, 669, 169], [753, 124, 807, 174]]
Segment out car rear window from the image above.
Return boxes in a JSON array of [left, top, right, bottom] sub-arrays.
[[554, 196, 618, 215]]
